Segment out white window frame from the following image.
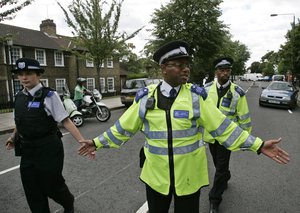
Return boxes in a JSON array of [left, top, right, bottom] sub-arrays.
[[54, 51, 64, 67], [55, 78, 66, 95], [86, 59, 94, 67], [3, 46, 7, 64], [100, 78, 106, 93], [10, 46, 22, 64], [107, 77, 115, 92], [86, 78, 95, 91], [35, 49, 46, 66], [107, 57, 113, 68], [40, 79, 49, 87]]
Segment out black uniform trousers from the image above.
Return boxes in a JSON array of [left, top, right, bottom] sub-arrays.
[[208, 141, 231, 205], [146, 185, 200, 213], [20, 134, 74, 213]]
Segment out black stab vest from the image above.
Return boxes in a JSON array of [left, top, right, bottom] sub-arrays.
[[14, 87, 57, 140]]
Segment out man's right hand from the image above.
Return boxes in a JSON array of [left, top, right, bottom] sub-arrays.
[[78, 139, 96, 157]]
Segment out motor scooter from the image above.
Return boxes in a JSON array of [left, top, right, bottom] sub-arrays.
[[81, 89, 111, 122], [62, 85, 84, 127]]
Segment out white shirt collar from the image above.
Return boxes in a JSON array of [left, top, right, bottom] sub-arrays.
[[216, 80, 230, 89], [22, 83, 43, 96], [161, 80, 180, 97]]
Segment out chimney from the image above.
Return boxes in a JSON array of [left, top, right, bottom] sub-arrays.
[[40, 19, 56, 36]]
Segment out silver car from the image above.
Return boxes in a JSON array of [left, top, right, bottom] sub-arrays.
[[259, 81, 299, 109]]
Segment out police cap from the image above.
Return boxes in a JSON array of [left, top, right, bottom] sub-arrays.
[[153, 40, 191, 65], [13, 58, 44, 74], [213, 57, 234, 69]]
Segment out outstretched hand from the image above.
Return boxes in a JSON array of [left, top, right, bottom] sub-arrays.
[[78, 140, 96, 158], [261, 138, 290, 164]]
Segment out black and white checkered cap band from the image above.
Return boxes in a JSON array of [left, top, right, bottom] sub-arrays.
[[215, 60, 231, 68], [159, 46, 188, 65]]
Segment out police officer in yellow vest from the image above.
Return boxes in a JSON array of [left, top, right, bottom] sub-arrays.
[[203, 57, 252, 213], [78, 41, 289, 213]]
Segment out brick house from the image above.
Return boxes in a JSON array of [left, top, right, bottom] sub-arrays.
[[0, 19, 127, 106]]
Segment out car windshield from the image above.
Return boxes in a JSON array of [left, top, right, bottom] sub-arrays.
[[267, 82, 293, 91], [145, 79, 161, 85], [123, 79, 145, 89]]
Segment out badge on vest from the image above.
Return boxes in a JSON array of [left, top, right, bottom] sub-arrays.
[[174, 110, 189, 118], [28, 101, 41, 108], [221, 98, 231, 107]]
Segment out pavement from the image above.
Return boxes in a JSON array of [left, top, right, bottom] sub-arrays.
[[0, 96, 125, 135]]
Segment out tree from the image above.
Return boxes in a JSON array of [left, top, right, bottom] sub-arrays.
[[145, 0, 228, 84], [0, 0, 34, 22], [58, 0, 142, 88], [249, 61, 261, 73]]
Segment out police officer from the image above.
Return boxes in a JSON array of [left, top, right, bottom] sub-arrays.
[[78, 41, 289, 213], [5, 58, 90, 213], [203, 57, 252, 213], [73, 77, 89, 110]]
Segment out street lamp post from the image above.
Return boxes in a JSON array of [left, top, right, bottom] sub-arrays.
[[6, 37, 15, 104], [270, 13, 296, 81]]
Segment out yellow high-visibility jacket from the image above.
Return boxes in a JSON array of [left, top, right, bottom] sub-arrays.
[[93, 83, 263, 196], [203, 81, 252, 143]]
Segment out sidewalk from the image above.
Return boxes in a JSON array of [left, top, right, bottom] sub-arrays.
[[0, 96, 125, 135]]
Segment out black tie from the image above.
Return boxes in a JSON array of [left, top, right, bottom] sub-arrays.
[[169, 88, 177, 98]]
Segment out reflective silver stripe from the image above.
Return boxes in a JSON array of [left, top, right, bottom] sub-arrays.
[[222, 126, 243, 148], [191, 92, 200, 128], [230, 90, 239, 112], [98, 134, 110, 148], [240, 122, 252, 130], [210, 118, 232, 138], [115, 120, 134, 137], [220, 110, 235, 116], [139, 96, 148, 120], [106, 128, 123, 146], [240, 134, 256, 150], [144, 127, 199, 139], [239, 112, 250, 120], [145, 140, 204, 155]]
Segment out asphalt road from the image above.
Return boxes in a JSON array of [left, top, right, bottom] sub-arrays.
[[0, 81, 299, 213]]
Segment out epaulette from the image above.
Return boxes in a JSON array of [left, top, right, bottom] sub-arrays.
[[191, 84, 207, 100], [135, 87, 149, 102], [235, 85, 245, 97], [41, 87, 56, 98]]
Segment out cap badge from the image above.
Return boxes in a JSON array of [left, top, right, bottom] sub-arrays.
[[18, 62, 26, 69]]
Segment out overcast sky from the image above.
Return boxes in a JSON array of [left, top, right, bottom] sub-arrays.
[[2, 0, 299, 67]]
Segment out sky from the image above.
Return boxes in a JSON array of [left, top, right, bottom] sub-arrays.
[[2, 0, 299, 67]]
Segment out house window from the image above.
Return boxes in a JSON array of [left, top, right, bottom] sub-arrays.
[[13, 79, 23, 94], [55, 78, 66, 95], [86, 59, 94, 67], [86, 78, 95, 91], [107, 77, 115, 92], [40, 79, 49, 87], [54, 51, 64, 67], [3, 46, 7, 64], [10, 47, 22, 64], [107, 57, 113, 68], [100, 78, 106, 93], [35, 49, 46, 66]]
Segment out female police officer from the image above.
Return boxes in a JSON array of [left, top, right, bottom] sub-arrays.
[[78, 41, 289, 213], [5, 58, 90, 213]]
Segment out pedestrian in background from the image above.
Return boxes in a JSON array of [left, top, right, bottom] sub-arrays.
[[203, 57, 252, 213], [78, 41, 289, 213], [5, 58, 92, 213]]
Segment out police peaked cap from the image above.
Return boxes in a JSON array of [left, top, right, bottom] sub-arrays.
[[13, 58, 44, 74], [153, 40, 191, 65], [213, 57, 234, 69]]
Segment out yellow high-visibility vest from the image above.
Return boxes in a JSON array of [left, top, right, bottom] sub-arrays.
[[203, 81, 252, 143], [93, 83, 263, 196]]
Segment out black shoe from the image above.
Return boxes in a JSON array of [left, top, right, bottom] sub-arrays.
[[209, 202, 219, 213]]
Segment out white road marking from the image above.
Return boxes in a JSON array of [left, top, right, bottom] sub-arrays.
[[0, 165, 20, 175], [288, 109, 293, 114], [136, 201, 148, 213]]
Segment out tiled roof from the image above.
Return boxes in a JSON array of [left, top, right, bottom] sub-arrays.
[[0, 23, 62, 50]]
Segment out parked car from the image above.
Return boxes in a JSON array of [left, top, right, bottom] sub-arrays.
[[259, 81, 299, 109], [120, 78, 162, 107], [272, 74, 285, 81]]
